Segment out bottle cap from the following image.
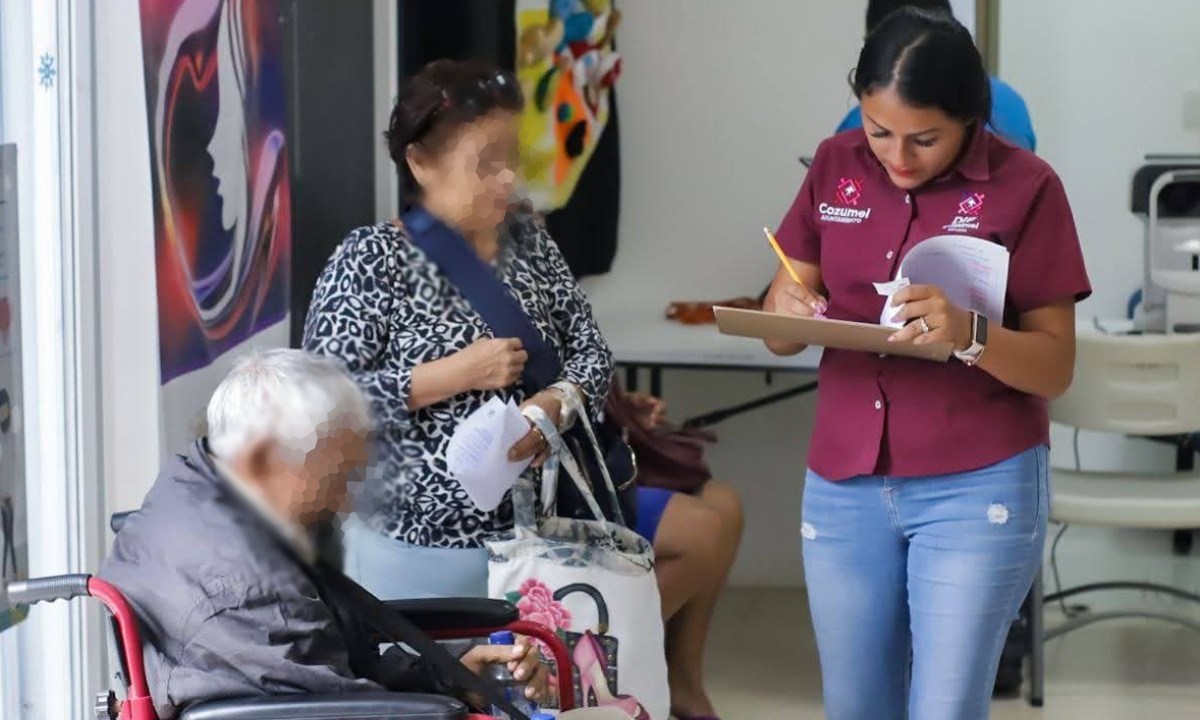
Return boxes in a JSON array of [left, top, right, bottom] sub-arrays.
[[489, 630, 516, 645]]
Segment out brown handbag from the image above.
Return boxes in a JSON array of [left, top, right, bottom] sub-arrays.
[[665, 296, 762, 325], [604, 382, 716, 494]]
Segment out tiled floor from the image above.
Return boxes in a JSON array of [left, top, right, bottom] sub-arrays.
[[703, 588, 1200, 719]]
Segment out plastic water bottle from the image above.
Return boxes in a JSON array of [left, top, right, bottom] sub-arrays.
[[486, 630, 539, 719]]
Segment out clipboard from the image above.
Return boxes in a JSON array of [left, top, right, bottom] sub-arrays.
[[714, 307, 954, 362]]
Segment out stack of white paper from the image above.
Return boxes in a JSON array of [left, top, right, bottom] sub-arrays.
[[875, 234, 1010, 329], [446, 397, 534, 512]]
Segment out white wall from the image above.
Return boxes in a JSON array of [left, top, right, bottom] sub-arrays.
[[1001, 0, 1200, 322], [95, 3, 162, 517], [1000, 0, 1200, 600], [584, 0, 868, 586]]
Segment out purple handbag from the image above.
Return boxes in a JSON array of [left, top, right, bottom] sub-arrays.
[[605, 383, 715, 494]]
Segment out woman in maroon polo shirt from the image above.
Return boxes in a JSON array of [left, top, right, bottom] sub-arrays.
[[766, 8, 1090, 719]]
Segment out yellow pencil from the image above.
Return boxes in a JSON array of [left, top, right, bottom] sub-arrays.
[[763, 226, 807, 289]]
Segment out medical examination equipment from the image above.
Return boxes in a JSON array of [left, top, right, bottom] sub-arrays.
[[1131, 156, 1200, 333]]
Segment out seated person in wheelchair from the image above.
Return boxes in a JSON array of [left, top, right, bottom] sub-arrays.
[[100, 349, 550, 719]]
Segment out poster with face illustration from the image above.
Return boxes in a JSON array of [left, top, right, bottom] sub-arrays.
[[139, 0, 291, 450]]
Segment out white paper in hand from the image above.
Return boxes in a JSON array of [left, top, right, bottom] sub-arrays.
[[874, 277, 912, 329], [446, 397, 533, 512], [875, 235, 1009, 329]]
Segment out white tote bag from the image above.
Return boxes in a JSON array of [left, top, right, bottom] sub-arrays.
[[487, 410, 669, 720]]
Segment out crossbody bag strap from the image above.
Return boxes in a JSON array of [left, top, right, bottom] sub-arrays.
[[318, 564, 532, 720], [402, 207, 561, 392]]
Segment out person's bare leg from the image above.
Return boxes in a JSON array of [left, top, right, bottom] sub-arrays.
[[653, 493, 723, 619], [664, 481, 744, 718]]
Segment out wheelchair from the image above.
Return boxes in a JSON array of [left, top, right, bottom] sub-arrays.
[[3, 512, 574, 720]]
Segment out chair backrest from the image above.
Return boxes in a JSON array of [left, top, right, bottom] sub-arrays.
[[1051, 331, 1200, 436]]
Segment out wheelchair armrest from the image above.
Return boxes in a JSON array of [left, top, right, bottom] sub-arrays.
[[179, 692, 467, 719], [386, 598, 519, 633]]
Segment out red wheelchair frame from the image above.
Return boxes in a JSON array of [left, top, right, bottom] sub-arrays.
[[5, 574, 574, 720]]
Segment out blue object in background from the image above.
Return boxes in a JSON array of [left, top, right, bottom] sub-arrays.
[[1127, 288, 1142, 320]]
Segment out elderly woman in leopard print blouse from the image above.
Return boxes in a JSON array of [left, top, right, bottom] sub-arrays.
[[303, 59, 613, 599]]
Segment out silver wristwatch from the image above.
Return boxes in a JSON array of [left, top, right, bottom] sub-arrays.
[[953, 312, 988, 366]]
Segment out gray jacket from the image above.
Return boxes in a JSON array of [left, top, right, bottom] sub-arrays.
[[100, 440, 447, 718]]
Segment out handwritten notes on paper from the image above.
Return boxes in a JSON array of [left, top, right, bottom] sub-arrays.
[[446, 397, 534, 512], [875, 235, 1010, 329]]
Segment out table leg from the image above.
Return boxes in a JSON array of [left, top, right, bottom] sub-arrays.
[[682, 380, 819, 430], [650, 367, 663, 398], [624, 365, 639, 393], [1174, 438, 1195, 555], [1029, 571, 1045, 707]]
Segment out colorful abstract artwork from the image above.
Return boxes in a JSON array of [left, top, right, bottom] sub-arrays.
[[515, 0, 622, 212], [139, 0, 291, 384]]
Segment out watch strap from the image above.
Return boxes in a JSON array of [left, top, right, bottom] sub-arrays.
[[954, 312, 987, 365]]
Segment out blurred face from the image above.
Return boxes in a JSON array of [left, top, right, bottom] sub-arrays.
[[859, 84, 970, 190], [243, 427, 370, 527], [408, 110, 520, 233]]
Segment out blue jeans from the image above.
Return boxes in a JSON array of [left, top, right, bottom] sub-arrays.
[[342, 515, 489, 600], [801, 446, 1048, 720]]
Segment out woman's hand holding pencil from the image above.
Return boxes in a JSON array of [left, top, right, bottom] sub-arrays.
[[763, 227, 828, 319]]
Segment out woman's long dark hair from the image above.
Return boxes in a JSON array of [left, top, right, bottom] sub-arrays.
[[852, 6, 990, 126]]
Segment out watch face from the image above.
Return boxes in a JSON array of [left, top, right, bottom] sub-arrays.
[[976, 315, 989, 345]]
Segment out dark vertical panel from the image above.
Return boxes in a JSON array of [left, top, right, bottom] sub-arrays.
[[394, 0, 516, 209], [397, 0, 516, 74], [281, 0, 377, 346]]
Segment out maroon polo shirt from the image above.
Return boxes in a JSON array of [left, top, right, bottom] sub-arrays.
[[776, 126, 1091, 481]]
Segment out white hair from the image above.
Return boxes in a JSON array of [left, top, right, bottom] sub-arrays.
[[207, 349, 373, 463]]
